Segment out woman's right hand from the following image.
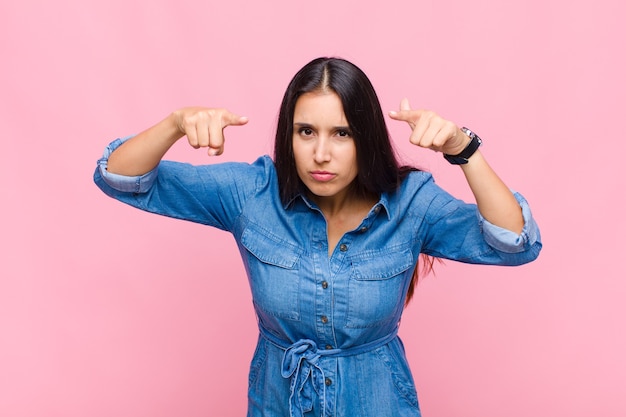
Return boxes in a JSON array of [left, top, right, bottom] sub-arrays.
[[173, 107, 249, 156], [107, 107, 249, 176]]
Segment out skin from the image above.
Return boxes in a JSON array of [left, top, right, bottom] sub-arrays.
[[292, 92, 358, 207], [106, 95, 524, 253], [389, 98, 524, 234], [292, 92, 377, 254], [106, 107, 249, 176]]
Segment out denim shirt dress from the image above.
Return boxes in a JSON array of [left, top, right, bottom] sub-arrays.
[[94, 137, 542, 417]]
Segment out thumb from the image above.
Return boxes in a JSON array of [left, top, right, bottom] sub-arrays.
[[400, 98, 411, 112], [388, 98, 413, 120], [388, 98, 418, 129]]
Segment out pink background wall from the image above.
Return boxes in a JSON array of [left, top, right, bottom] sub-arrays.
[[1, 0, 624, 416]]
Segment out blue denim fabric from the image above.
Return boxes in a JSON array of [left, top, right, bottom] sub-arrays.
[[94, 137, 542, 417]]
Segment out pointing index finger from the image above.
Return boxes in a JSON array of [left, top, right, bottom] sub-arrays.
[[207, 111, 249, 156], [388, 98, 422, 130], [222, 111, 249, 128]]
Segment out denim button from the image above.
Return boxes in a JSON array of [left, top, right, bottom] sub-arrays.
[[339, 244, 348, 252], [321, 315, 328, 324], [325, 344, 333, 350], [321, 281, 328, 289], [359, 226, 368, 233], [325, 377, 332, 386]]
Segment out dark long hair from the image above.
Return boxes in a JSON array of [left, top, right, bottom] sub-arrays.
[[273, 57, 433, 304]]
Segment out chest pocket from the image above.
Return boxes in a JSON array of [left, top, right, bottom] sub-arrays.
[[241, 224, 303, 321], [346, 247, 414, 328]]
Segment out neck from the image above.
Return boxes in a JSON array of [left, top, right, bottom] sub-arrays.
[[310, 189, 379, 257], [309, 188, 378, 219]]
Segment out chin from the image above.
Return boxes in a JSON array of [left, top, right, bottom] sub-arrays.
[[301, 183, 332, 197]]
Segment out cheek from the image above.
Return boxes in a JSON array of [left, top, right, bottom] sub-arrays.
[[291, 140, 303, 167], [345, 149, 359, 178], [292, 147, 304, 169], [292, 151, 308, 182], [349, 166, 359, 183]]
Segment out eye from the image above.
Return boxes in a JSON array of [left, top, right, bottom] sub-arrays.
[[336, 129, 352, 138], [298, 127, 314, 136]]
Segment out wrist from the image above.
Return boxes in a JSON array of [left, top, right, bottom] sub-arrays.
[[444, 127, 482, 165], [163, 112, 187, 143]]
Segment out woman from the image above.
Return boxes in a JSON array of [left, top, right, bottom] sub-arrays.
[[94, 57, 541, 416]]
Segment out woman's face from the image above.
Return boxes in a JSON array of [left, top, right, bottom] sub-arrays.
[[292, 91, 358, 204]]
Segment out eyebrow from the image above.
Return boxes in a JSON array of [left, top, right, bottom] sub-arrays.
[[293, 122, 351, 131]]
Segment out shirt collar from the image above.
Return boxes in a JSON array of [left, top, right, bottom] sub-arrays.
[[283, 192, 391, 221], [376, 192, 392, 220]]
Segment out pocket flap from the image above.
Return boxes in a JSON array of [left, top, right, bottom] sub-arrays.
[[350, 248, 414, 280], [241, 224, 302, 269]]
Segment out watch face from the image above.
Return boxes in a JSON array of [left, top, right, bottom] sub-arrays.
[[461, 127, 475, 138]]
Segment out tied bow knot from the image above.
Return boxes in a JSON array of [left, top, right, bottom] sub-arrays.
[[281, 339, 328, 417], [259, 324, 400, 417]]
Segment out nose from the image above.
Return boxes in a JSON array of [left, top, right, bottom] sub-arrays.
[[313, 136, 331, 163]]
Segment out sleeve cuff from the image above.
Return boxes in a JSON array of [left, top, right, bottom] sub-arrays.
[[96, 136, 159, 193], [480, 191, 540, 254]]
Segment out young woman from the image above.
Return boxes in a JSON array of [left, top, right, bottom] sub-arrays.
[[94, 57, 541, 417]]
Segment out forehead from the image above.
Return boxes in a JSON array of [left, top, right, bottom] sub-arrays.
[[293, 92, 347, 125]]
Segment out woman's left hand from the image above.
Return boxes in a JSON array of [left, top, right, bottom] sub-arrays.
[[389, 98, 469, 155]]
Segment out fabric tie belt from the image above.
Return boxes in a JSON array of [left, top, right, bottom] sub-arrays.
[[259, 324, 399, 417]]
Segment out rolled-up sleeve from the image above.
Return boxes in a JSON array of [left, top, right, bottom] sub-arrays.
[[479, 191, 541, 254], [418, 173, 542, 266], [94, 137, 274, 231], [96, 136, 159, 193]]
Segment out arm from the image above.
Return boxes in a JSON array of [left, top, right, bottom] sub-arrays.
[[458, 149, 523, 234], [107, 107, 249, 176], [389, 99, 523, 234], [94, 106, 255, 230]]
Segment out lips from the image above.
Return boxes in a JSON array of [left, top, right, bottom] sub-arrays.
[[310, 171, 336, 182]]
